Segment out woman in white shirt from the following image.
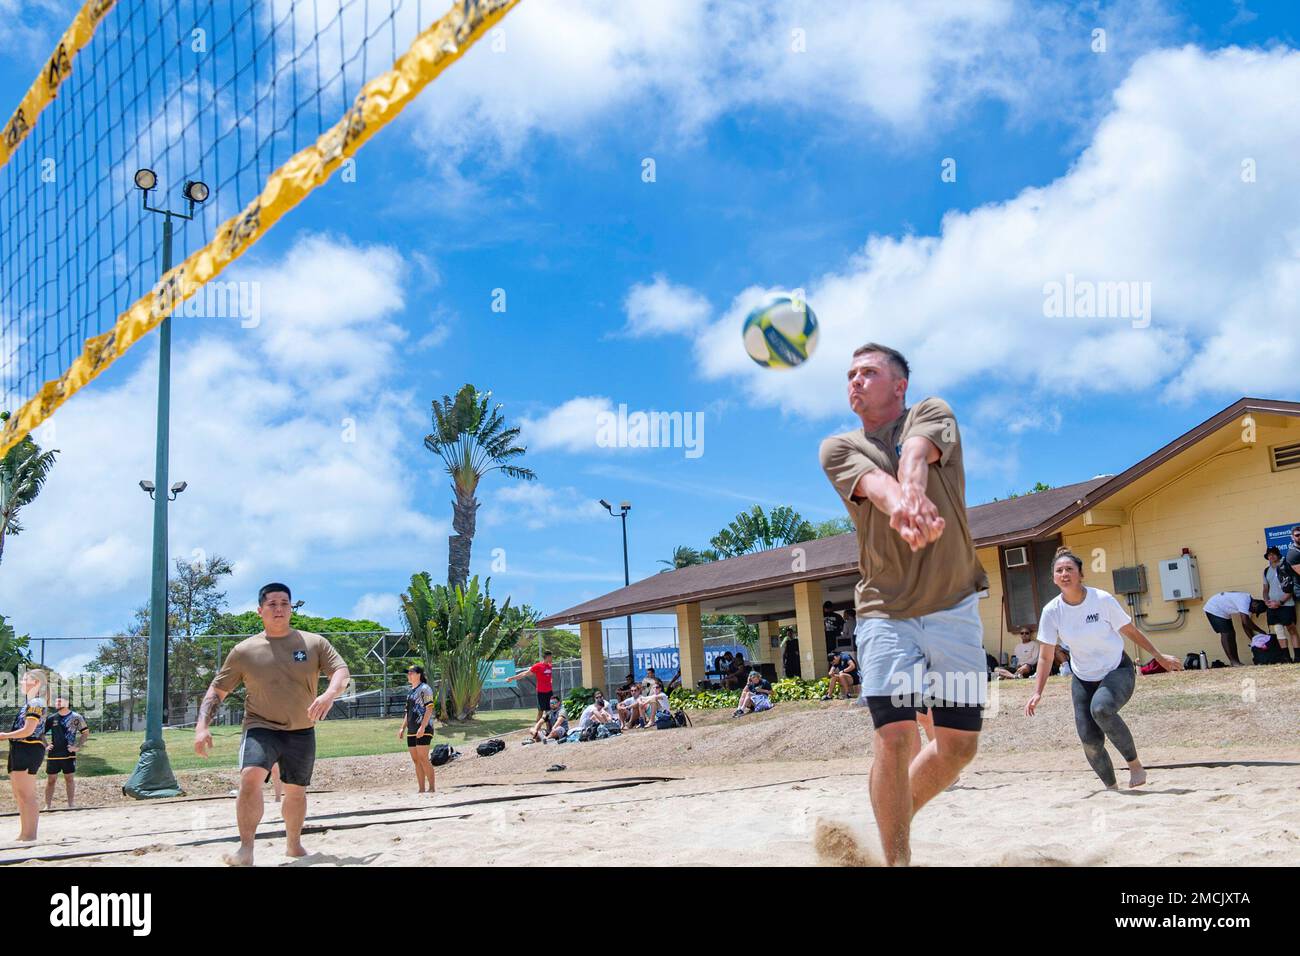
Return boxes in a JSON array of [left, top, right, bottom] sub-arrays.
[[1025, 548, 1183, 789]]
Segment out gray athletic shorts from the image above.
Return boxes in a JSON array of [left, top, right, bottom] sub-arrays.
[[239, 727, 316, 787], [855, 592, 986, 707]]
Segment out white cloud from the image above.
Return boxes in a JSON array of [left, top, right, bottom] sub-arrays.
[[622, 275, 711, 338], [0, 234, 445, 636], [518, 396, 613, 453], [350, 592, 401, 629], [683, 45, 1300, 414], [414, 0, 1174, 166], [479, 483, 606, 531]]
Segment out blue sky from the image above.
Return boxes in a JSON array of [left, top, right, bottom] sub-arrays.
[[2, 0, 1299, 674]]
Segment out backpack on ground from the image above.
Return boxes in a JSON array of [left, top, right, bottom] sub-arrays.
[[1183, 652, 1201, 670], [1139, 658, 1166, 676], [673, 709, 692, 728], [430, 744, 459, 766], [654, 711, 677, 730], [596, 723, 620, 739], [476, 738, 506, 757], [579, 724, 600, 743]]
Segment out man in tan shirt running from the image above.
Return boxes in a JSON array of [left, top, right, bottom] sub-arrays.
[[820, 343, 988, 866], [195, 582, 350, 866]]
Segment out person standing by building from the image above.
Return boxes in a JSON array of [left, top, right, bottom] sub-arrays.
[[506, 650, 555, 718], [194, 582, 350, 866], [1026, 548, 1183, 790], [1202, 590, 1269, 666], [43, 695, 89, 810], [820, 343, 988, 867], [1262, 546, 1298, 663]]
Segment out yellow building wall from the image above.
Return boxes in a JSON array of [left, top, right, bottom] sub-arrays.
[[979, 425, 1300, 664]]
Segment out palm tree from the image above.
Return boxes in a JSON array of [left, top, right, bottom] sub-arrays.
[[0, 415, 58, 569], [424, 385, 535, 590], [657, 545, 718, 572], [710, 504, 816, 558]]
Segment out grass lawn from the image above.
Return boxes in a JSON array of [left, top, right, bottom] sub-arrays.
[[44, 710, 537, 778]]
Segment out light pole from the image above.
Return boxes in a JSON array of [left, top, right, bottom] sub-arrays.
[[124, 169, 207, 800], [599, 499, 633, 680], [138, 480, 187, 727]]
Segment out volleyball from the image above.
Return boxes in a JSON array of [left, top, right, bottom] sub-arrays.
[[741, 293, 819, 369]]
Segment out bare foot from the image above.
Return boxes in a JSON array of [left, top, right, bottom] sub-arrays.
[[16, 833, 38, 842], [1128, 765, 1147, 788], [285, 843, 309, 859], [222, 844, 255, 866]]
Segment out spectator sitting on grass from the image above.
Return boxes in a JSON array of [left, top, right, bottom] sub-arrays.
[[526, 696, 568, 744], [640, 680, 670, 725], [580, 691, 618, 730], [823, 650, 860, 700], [617, 683, 643, 727], [722, 653, 749, 690], [732, 671, 773, 717], [1012, 628, 1039, 678]]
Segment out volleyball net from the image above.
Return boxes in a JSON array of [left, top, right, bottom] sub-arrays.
[[0, 0, 518, 456]]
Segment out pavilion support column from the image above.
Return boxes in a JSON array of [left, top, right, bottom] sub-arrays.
[[676, 602, 706, 691], [794, 580, 828, 681], [752, 620, 777, 665], [579, 620, 606, 692]]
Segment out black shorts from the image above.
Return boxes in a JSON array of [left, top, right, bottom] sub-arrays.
[[239, 727, 316, 787], [1266, 605, 1295, 627], [537, 691, 554, 711], [406, 733, 435, 748], [7, 743, 45, 775], [864, 695, 983, 733], [1206, 612, 1236, 636], [45, 754, 77, 774]]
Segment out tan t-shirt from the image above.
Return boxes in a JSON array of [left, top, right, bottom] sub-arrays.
[[819, 397, 988, 620], [213, 629, 347, 731]]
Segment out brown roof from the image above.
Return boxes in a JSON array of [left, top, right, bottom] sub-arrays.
[[537, 397, 1300, 626]]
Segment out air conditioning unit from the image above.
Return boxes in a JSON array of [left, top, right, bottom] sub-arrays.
[[1004, 546, 1029, 568], [1111, 565, 1147, 595]]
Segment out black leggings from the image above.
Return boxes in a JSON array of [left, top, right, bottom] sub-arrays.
[[1069, 654, 1137, 788]]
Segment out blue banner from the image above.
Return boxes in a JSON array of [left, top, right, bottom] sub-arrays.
[[629, 645, 748, 683], [481, 659, 516, 689], [1264, 522, 1300, 558]]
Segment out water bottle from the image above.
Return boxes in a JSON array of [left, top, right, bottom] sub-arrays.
[[1199, 651, 1208, 671]]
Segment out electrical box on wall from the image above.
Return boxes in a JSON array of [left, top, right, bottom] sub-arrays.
[[1112, 566, 1147, 595], [1158, 554, 1201, 601]]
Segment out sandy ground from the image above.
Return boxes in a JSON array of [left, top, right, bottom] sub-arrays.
[[2, 665, 1297, 866]]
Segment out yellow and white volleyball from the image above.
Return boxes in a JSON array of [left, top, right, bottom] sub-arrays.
[[741, 293, 819, 369]]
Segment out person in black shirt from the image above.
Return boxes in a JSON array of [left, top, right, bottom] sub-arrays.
[[823, 601, 845, 656], [43, 696, 89, 810], [824, 651, 860, 700]]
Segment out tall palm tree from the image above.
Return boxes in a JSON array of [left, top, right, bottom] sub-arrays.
[[424, 385, 535, 590], [0, 416, 58, 569]]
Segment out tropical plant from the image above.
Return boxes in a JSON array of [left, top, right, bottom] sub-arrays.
[[669, 676, 830, 710], [399, 572, 526, 721], [709, 504, 816, 558], [657, 545, 718, 572], [0, 414, 58, 569], [512, 625, 578, 665], [811, 516, 853, 538], [424, 385, 536, 590], [562, 686, 597, 720], [0, 614, 33, 675]]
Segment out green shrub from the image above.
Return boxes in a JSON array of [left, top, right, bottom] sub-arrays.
[[563, 686, 596, 720], [668, 676, 830, 710]]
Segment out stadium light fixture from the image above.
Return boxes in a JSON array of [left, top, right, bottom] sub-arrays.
[[182, 180, 209, 204], [169, 481, 187, 496], [133, 168, 157, 191], [599, 497, 635, 680], [138, 479, 155, 495]]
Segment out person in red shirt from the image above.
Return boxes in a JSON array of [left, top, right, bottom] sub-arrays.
[[507, 651, 555, 718]]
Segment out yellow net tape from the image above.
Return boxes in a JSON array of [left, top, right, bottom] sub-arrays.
[[0, 0, 118, 172], [1, 0, 520, 456]]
